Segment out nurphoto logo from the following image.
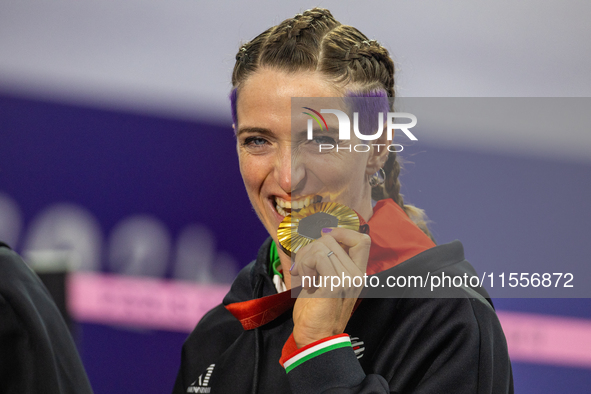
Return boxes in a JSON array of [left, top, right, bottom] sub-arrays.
[[302, 107, 418, 153]]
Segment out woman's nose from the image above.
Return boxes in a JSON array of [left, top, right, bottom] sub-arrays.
[[274, 146, 305, 193]]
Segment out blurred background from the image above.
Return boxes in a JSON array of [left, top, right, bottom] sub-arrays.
[[1, 1, 590, 392]]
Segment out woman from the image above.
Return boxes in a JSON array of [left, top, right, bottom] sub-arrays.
[[173, 8, 513, 393]]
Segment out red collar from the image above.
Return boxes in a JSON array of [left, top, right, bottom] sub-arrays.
[[365, 199, 436, 274], [225, 199, 435, 330]]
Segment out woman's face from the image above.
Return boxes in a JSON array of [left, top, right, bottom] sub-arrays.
[[235, 68, 386, 245]]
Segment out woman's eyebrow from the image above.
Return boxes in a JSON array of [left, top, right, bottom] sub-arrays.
[[297, 125, 339, 138], [237, 127, 274, 137]]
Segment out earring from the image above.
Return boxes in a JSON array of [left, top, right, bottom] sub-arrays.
[[369, 168, 386, 187]]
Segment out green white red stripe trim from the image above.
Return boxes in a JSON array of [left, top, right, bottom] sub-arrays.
[[283, 334, 352, 374]]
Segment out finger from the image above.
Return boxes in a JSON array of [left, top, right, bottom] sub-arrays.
[[307, 244, 339, 277], [321, 228, 371, 271], [289, 241, 314, 277], [292, 241, 339, 280], [316, 234, 360, 275], [313, 236, 366, 299], [322, 227, 371, 249], [325, 250, 343, 276]]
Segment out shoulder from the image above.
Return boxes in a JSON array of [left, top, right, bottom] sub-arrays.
[[176, 268, 255, 393], [222, 260, 257, 305], [185, 303, 244, 345], [360, 240, 511, 381], [0, 241, 31, 277], [179, 302, 244, 371], [390, 240, 502, 335], [0, 242, 94, 393], [367, 240, 491, 300], [222, 236, 276, 305], [0, 242, 52, 303]]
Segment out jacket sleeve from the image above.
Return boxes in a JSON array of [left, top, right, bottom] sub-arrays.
[[0, 244, 94, 394], [280, 333, 390, 393], [279, 296, 513, 394]]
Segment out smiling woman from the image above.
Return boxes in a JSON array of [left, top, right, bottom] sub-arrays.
[[173, 8, 513, 394], [235, 70, 378, 265]]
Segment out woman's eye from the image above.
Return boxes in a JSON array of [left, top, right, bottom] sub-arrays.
[[243, 136, 269, 147], [312, 135, 336, 145]]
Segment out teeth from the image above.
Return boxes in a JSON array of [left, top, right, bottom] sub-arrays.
[[275, 197, 290, 209], [275, 195, 322, 216], [276, 205, 288, 217]]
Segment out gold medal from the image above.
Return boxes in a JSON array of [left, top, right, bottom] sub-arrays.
[[277, 202, 361, 256]]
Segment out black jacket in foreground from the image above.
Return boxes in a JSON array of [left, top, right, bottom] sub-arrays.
[[173, 238, 514, 394], [0, 242, 94, 394]]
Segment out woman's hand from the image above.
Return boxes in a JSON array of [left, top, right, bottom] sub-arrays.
[[289, 228, 371, 348]]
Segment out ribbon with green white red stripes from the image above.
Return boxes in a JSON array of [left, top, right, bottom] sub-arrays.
[[283, 334, 352, 374]]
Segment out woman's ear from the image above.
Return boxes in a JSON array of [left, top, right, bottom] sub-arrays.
[[365, 124, 391, 175]]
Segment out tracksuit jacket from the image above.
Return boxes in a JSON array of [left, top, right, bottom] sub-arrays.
[[0, 242, 94, 394], [173, 200, 514, 393]]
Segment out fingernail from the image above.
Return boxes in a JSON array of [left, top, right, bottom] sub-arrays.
[[289, 262, 295, 271], [322, 228, 333, 233]]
